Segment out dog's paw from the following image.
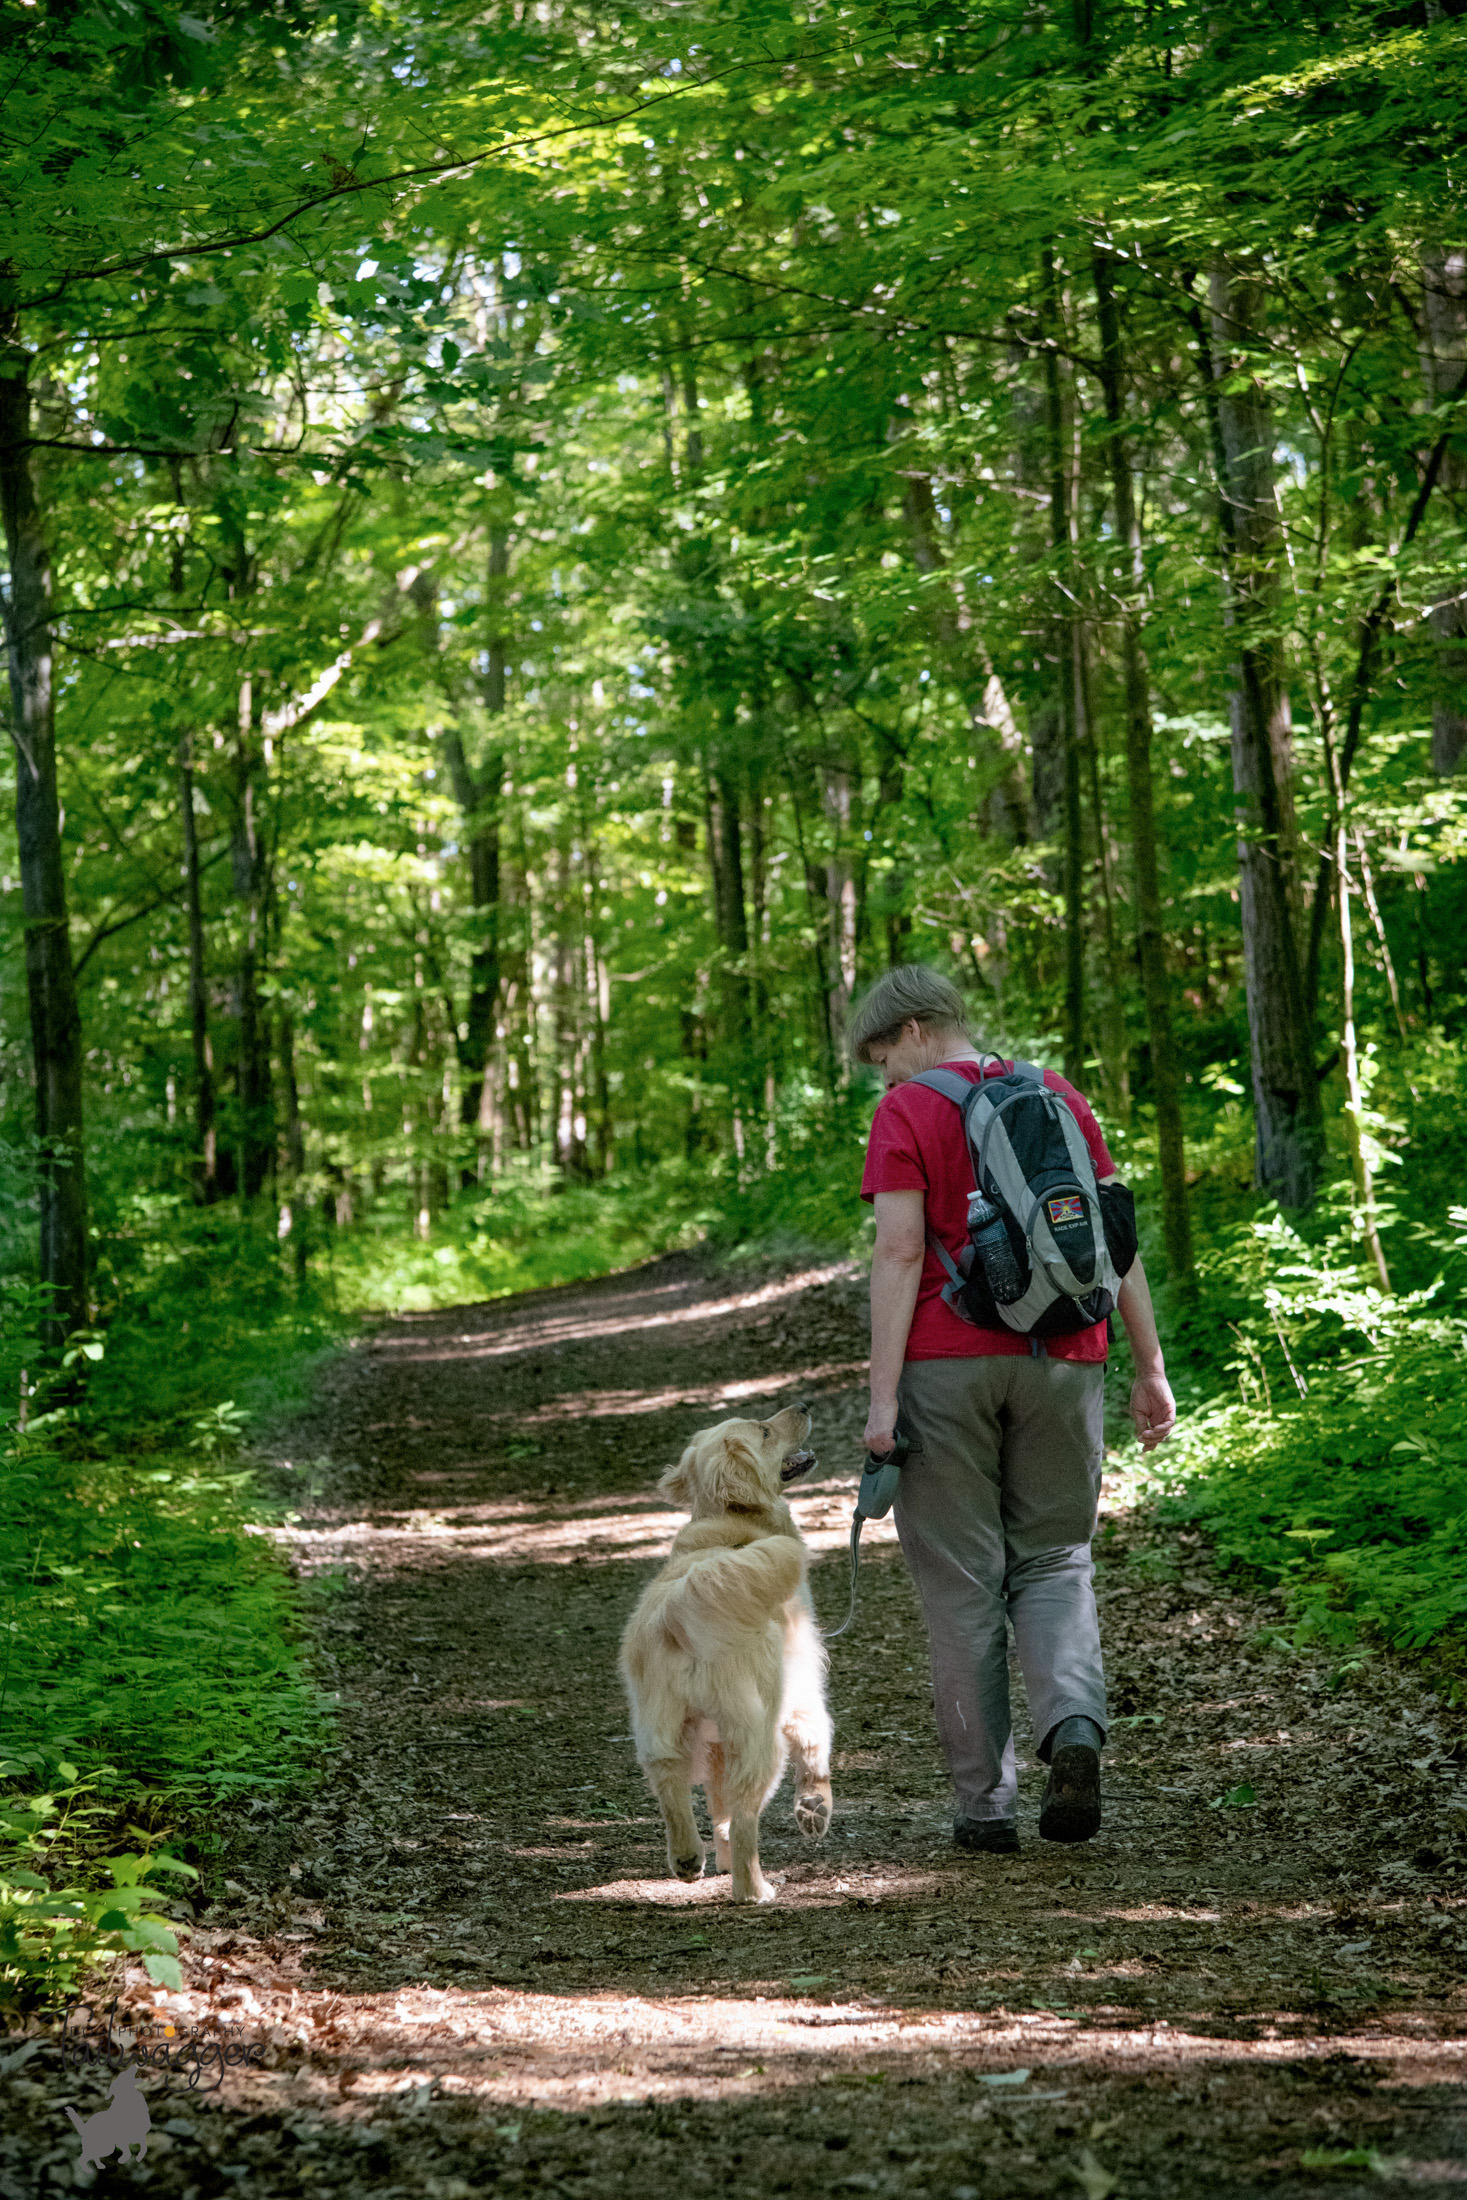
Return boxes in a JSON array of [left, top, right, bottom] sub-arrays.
[[732, 1876, 778, 1905], [671, 1851, 704, 1883], [794, 1780, 832, 1840]]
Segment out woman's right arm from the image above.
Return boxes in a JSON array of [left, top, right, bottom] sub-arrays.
[[865, 1189, 926, 1455]]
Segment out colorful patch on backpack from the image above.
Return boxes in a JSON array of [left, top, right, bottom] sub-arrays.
[[1047, 1194, 1085, 1226]]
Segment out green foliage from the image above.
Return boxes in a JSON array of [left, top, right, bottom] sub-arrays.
[[4, 0, 1467, 2013], [0, 1224, 340, 2009], [0, 1756, 196, 2014], [1153, 1181, 1467, 1682], [326, 1160, 710, 1314], [0, 1437, 331, 1801]]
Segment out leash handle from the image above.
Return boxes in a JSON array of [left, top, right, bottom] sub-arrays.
[[857, 1430, 909, 1519]]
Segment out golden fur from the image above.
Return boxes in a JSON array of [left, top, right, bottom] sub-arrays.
[[618, 1406, 834, 1903]]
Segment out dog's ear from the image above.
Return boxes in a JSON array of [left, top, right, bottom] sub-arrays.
[[658, 1446, 696, 1507], [712, 1434, 766, 1509]]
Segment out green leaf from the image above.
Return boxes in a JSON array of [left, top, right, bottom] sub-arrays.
[[1208, 1784, 1257, 1809], [1299, 2146, 1386, 2173]]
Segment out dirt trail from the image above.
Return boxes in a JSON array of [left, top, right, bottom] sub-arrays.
[[8, 1253, 1467, 2197]]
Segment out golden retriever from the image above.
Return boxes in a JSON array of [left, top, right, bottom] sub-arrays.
[[619, 1405, 834, 1904]]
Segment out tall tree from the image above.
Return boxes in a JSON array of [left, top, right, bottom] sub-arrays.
[[1091, 250, 1193, 1281], [1420, 245, 1467, 777], [1205, 263, 1323, 1208], [0, 341, 87, 1345], [178, 735, 218, 1204]]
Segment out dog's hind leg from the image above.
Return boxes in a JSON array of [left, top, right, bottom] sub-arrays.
[[705, 1737, 732, 1874], [642, 1754, 703, 1882], [727, 1801, 774, 1904], [724, 1731, 782, 1904], [782, 1602, 834, 1839]]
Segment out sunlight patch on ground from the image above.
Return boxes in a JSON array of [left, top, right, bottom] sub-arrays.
[[520, 1360, 869, 1422], [264, 1479, 897, 1568], [553, 1868, 948, 1909], [370, 1263, 859, 1365], [135, 1967, 1467, 2119]]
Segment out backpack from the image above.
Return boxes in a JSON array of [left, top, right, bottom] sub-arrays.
[[911, 1062, 1137, 1342]]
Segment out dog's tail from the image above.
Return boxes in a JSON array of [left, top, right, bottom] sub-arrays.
[[661, 1536, 805, 1645], [63, 2108, 85, 2136]]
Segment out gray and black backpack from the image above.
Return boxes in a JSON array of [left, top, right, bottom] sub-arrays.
[[912, 1062, 1137, 1341]]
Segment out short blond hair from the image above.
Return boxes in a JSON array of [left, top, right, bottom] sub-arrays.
[[847, 964, 973, 1065]]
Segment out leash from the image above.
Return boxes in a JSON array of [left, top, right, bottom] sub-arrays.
[[823, 1433, 908, 1638]]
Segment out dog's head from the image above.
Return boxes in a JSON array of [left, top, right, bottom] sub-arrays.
[[658, 1404, 816, 1518]]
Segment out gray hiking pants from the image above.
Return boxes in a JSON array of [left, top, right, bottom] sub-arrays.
[[893, 1354, 1107, 1824]]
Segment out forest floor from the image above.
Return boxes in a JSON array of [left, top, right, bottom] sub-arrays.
[[8, 1252, 1467, 2197]]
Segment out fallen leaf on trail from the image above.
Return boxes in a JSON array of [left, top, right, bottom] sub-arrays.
[[129, 1259, 1467, 2200], [1068, 2148, 1118, 2199]]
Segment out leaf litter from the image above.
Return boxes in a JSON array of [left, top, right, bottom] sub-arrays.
[[4, 1251, 1467, 2194]]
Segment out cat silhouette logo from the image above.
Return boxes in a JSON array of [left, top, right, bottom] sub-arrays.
[[64, 2063, 151, 2169]]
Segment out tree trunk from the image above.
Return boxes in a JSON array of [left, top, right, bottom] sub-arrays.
[[0, 342, 88, 1347], [1420, 245, 1467, 776], [1334, 822, 1391, 1294], [584, 854, 612, 1174], [1206, 263, 1323, 1207], [279, 1012, 306, 1180], [780, 747, 839, 1096], [418, 552, 504, 1144], [463, 529, 507, 1127], [232, 677, 274, 1203], [1091, 251, 1193, 1280], [278, 1010, 308, 1277], [179, 736, 219, 1203], [1322, 724, 1391, 1292], [823, 766, 857, 1068], [708, 758, 751, 1067], [1041, 256, 1086, 1085], [1076, 615, 1130, 1121], [901, 473, 1030, 841]]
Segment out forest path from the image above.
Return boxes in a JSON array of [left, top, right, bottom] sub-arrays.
[[23, 1255, 1467, 2195]]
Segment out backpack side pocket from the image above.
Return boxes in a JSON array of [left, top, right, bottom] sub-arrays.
[[1097, 1179, 1138, 1279]]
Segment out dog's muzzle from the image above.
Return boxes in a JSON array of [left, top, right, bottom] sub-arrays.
[[780, 1449, 818, 1484]]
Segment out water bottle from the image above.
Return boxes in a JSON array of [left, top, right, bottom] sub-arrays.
[[966, 1187, 1026, 1304]]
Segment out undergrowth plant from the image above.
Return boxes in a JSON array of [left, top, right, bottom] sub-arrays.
[[1149, 1195, 1467, 1690], [0, 1754, 197, 2015], [0, 1232, 339, 2012]]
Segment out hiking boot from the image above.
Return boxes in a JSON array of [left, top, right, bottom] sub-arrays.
[[954, 1816, 1019, 1856], [1038, 1744, 1101, 1843]]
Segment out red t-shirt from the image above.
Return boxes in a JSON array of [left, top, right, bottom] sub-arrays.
[[860, 1059, 1116, 1362]]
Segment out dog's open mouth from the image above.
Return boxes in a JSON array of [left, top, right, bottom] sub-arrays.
[[780, 1448, 818, 1483]]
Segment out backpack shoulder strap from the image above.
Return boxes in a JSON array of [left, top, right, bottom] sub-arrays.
[[924, 1228, 965, 1286], [909, 1067, 980, 1107], [1010, 1059, 1047, 1086]]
